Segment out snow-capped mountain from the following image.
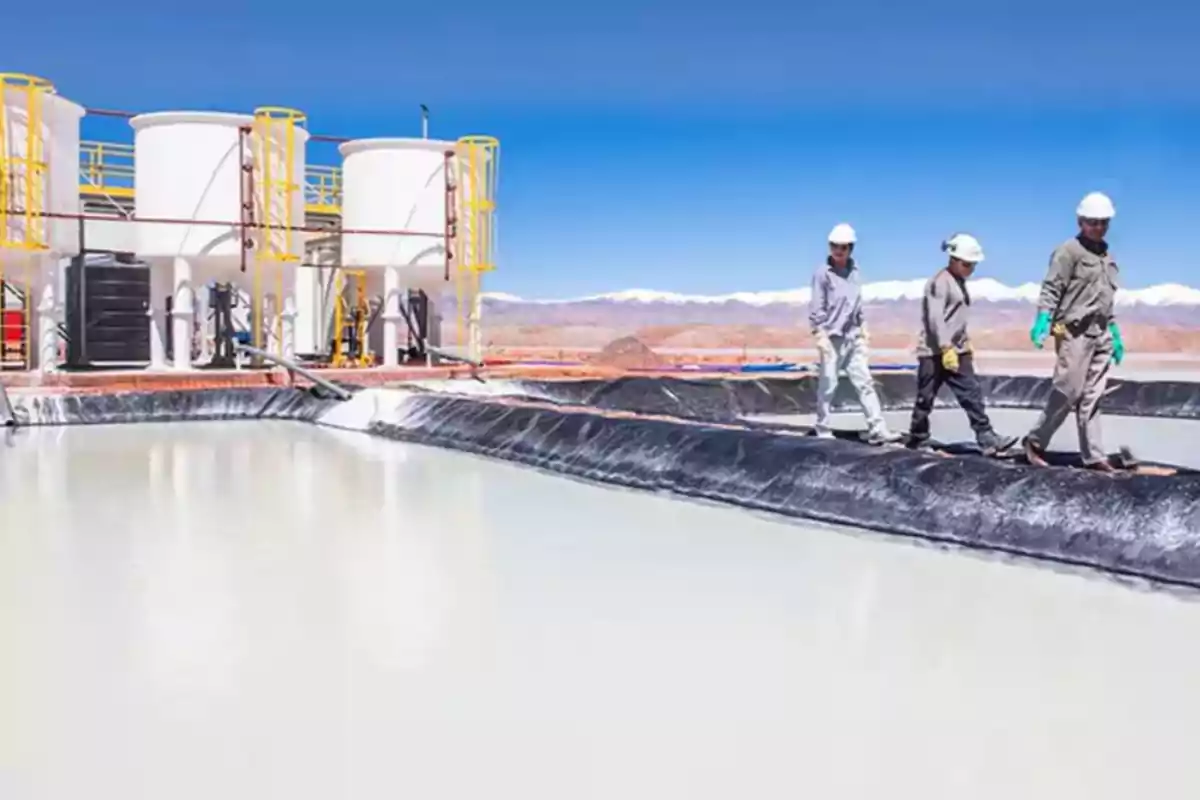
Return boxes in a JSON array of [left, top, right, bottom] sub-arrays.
[[482, 280, 1200, 307]]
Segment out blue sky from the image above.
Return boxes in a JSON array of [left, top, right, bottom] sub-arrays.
[[8, 0, 1199, 297]]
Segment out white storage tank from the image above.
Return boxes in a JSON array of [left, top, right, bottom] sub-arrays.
[[131, 110, 308, 368], [339, 138, 454, 366], [0, 73, 85, 371]]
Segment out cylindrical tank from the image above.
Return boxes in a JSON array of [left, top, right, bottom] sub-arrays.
[[0, 74, 85, 372], [0, 75, 85, 257], [339, 138, 452, 286], [131, 110, 308, 367], [338, 138, 454, 366]]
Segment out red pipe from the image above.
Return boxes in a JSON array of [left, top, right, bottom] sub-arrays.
[[86, 108, 136, 119], [238, 126, 250, 273], [443, 149, 456, 282], [310, 134, 350, 144], [10, 208, 445, 239]]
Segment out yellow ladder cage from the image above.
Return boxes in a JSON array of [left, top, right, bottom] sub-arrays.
[[329, 269, 372, 368], [453, 136, 499, 360], [251, 106, 305, 355], [0, 73, 54, 370]]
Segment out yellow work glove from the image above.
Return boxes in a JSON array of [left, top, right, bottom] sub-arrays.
[[941, 347, 959, 372]]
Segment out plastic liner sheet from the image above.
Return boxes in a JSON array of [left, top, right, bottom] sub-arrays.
[[512, 374, 1200, 423], [8, 387, 340, 427], [373, 393, 1200, 590]]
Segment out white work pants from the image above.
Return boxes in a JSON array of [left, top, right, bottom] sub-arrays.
[[815, 334, 888, 436]]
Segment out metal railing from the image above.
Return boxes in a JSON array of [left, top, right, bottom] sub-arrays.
[[78, 140, 344, 217], [304, 164, 342, 216], [79, 141, 134, 199]]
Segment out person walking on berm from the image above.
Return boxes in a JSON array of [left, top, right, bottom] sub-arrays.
[[809, 223, 903, 445], [1022, 192, 1125, 472], [908, 234, 1017, 455]]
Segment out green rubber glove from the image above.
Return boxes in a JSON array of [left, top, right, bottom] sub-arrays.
[[1109, 321, 1125, 365], [1030, 310, 1052, 349]]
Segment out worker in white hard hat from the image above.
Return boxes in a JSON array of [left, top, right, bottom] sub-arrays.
[[1023, 191, 1124, 471], [909, 233, 1017, 455], [809, 223, 903, 444]]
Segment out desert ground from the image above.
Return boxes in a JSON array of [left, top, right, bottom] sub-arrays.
[[427, 293, 1200, 373], [473, 321, 1200, 373]]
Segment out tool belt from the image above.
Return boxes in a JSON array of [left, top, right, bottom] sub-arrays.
[[1053, 314, 1106, 340]]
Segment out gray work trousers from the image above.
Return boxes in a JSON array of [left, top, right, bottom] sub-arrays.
[[1027, 329, 1113, 464], [815, 334, 889, 436]]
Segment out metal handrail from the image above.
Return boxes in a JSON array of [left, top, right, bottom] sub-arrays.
[[79, 139, 345, 216]]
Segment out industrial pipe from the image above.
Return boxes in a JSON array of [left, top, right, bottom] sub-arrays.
[[233, 343, 353, 400], [426, 345, 483, 369], [2, 208, 446, 240], [0, 383, 15, 427]]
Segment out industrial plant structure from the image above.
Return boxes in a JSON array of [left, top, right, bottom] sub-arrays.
[[0, 73, 499, 373]]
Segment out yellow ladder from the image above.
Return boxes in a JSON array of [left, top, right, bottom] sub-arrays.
[[454, 136, 499, 357], [329, 269, 372, 368], [251, 106, 305, 355], [0, 73, 52, 253], [0, 73, 53, 370]]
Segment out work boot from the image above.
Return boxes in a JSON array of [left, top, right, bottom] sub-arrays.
[[865, 428, 904, 446], [906, 434, 934, 452], [1022, 436, 1049, 467], [1085, 459, 1119, 474], [977, 430, 1018, 456]]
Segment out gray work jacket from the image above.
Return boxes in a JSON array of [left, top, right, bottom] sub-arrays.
[[1037, 237, 1119, 337], [916, 268, 972, 357], [809, 259, 864, 338]]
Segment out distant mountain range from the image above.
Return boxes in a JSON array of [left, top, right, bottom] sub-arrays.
[[482, 279, 1200, 307], [465, 281, 1200, 350]]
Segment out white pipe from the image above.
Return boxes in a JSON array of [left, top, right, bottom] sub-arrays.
[[234, 343, 352, 400], [280, 295, 297, 360], [468, 290, 484, 365], [171, 256, 193, 369], [381, 265, 401, 367], [148, 262, 170, 368], [35, 278, 57, 372], [196, 284, 213, 362], [293, 264, 318, 355]]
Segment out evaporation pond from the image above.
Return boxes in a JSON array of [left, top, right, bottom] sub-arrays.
[[2, 421, 1199, 799]]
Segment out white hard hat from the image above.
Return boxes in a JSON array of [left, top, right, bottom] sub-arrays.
[[828, 223, 857, 245], [942, 232, 985, 263], [1076, 191, 1115, 219]]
